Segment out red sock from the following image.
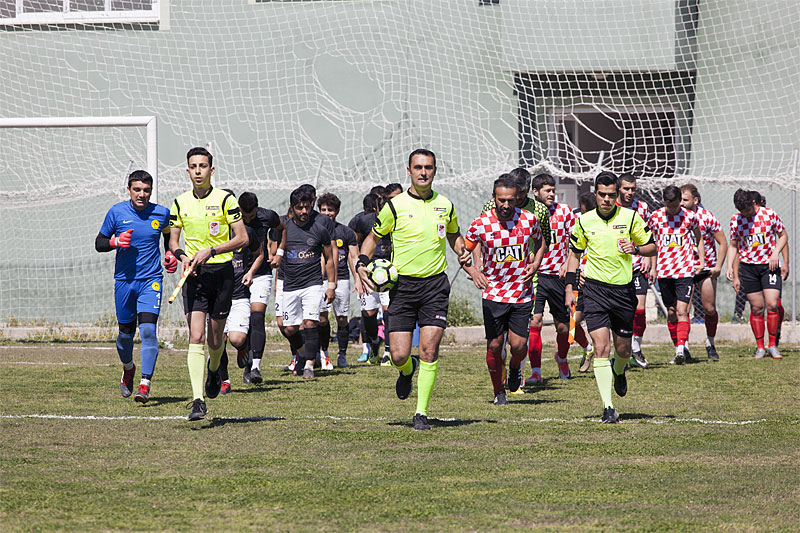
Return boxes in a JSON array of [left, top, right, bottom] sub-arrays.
[[677, 320, 690, 346], [767, 310, 780, 347], [556, 332, 570, 358], [750, 311, 765, 349], [705, 311, 718, 338], [778, 300, 785, 324], [574, 322, 589, 349], [633, 309, 647, 337], [667, 320, 678, 346], [528, 325, 542, 369], [486, 349, 505, 395]]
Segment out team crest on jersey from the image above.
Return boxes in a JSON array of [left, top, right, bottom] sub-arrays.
[[494, 244, 523, 262], [209, 221, 220, 235], [151, 219, 160, 230], [662, 232, 683, 247], [744, 233, 765, 247], [151, 281, 160, 291], [336, 239, 343, 247], [437, 223, 446, 239]]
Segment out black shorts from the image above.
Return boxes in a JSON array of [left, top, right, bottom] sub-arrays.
[[532, 274, 570, 324], [575, 288, 585, 313], [387, 273, 450, 332], [693, 269, 712, 285], [658, 277, 693, 308], [583, 278, 637, 338], [183, 262, 235, 320], [482, 299, 534, 339], [739, 263, 782, 295], [632, 270, 649, 296]]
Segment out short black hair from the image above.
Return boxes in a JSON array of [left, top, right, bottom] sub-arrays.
[[317, 192, 341, 213], [508, 167, 531, 191], [619, 172, 637, 184], [290, 187, 314, 208], [127, 170, 153, 188], [362, 193, 380, 212], [662, 185, 681, 203], [385, 183, 403, 195], [239, 191, 258, 213], [186, 146, 212, 166], [579, 191, 597, 211], [370, 185, 386, 198], [298, 183, 316, 198], [493, 173, 518, 196], [531, 173, 556, 191], [594, 171, 619, 190], [408, 148, 436, 168], [749, 190, 766, 207], [733, 189, 753, 212]]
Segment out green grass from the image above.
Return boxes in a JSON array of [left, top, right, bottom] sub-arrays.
[[1, 341, 798, 531]]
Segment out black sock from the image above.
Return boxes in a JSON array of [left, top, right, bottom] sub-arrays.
[[301, 327, 320, 367], [336, 324, 349, 355], [363, 313, 379, 344], [319, 321, 331, 352], [383, 311, 390, 352], [249, 311, 266, 359], [219, 346, 229, 382]]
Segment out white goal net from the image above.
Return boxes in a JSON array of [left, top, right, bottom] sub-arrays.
[[0, 0, 797, 325]]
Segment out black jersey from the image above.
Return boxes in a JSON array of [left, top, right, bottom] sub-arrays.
[[232, 224, 262, 300], [349, 210, 391, 259], [283, 215, 332, 291], [248, 207, 280, 277], [330, 222, 357, 280], [270, 214, 289, 282]]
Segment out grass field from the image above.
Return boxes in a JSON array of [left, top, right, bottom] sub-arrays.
[[1, 340, 798, 531]]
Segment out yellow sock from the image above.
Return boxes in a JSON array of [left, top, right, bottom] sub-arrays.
[[392, 356, 414, 376], [208, 342, 224, 372], [187, 343, 205, 400]]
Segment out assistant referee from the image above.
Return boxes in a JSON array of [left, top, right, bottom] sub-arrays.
[[564, 171, 656, 424], [357, 149, 471, 431]]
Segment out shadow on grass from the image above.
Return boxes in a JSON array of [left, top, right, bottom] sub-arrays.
[[507, 398, 562, 406], [619, 412, 667, 421], [386, 418, 482, 429], [139, 396, 189, 407], [195, 415, 285, 429]]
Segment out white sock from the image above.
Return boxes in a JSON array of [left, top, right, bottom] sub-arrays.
[[675, 344, 684, 355], [123, 361, 134, 370], [320, 349, 328, 359], [531, 366, 541, 375], [252, 358, 262, 371], [362, 343, 369, 354], [585, 343, 594, 354], [631, 335, 642, 352], [706, 337, 715, 347], [222, 379, 231, 385], [304, 359, 314, 370], [140, 378, 151, 387]]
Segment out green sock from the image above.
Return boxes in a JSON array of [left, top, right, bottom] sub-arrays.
[[613, 356, 629, 375], [187, 343, 206, 400], [208, 343, 224, 372], [392, 356, 414, 376], [593, 358, 614, 409], [415, 360, 438, 416]]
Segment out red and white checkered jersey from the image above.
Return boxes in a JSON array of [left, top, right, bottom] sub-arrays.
[[692, 207, 721, 271], [648, 207, 698, 279], [730, 206, 784, 265], [618, 199, 650, 271], [465, 208, 542, 303], [538, 202, 574, 275]]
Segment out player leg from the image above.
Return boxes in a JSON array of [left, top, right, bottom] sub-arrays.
[[333, 279, 351, 367], [133, 279, 162, 403], [544, 276, 573, 380], [276, 279, 302, 372], [740, 263, 767, 357], [318, 300, 332, 368], [380, 291, 392, 365], [204, 264, 235, 401], [248, 274, 272, 374], [298, 285, 324, 379], [762, 267, 783, 358], [631, 272, 649, 368], [225, 299, 251, 388], [583, 282, 617, 422], [183, 271, 214, 420], [361, 294, 381, 364], [697, 274, 719, 360], [527, 302, 545, 385], [674, 278, 694, 362], [483, 300, 510, 402], [659, 279, 683, 364], [113, 280, 137, 398]]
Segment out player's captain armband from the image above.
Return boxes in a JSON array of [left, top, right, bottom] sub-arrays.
[[110, 229, 133, 249], [464, 239, 477, 251]]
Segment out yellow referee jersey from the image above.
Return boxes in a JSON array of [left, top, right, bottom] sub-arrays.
[[169, 187, 241, 264]]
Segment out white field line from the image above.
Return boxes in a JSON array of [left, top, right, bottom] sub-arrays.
[[1, 361, 114, 366], [0, 414, 768, 426]]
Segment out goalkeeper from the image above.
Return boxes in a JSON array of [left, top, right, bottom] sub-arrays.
[[95, 170, 176, 404]]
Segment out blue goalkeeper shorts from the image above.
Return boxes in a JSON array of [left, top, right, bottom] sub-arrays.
[[114, 278, 162, 324]]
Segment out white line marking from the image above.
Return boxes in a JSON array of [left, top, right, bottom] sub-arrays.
[[1, 361, 113, 366], [0, 414, 769, 425], [0, 345, 115, 351]]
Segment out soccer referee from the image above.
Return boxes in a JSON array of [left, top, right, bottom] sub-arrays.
[[357, 149, 471, 430], [564, 171, 656, 423]]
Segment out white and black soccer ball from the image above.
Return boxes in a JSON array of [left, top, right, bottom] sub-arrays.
[[367, 259, 398, 292]]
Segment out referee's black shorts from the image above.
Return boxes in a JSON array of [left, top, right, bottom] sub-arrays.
[[582, 278, 637, 338], [738, 262, 782, 295], [532, 273, 570, 324], [482, 299, 534, 340], [183, 262, 235, 320], [387, 272, 450, 332], [632, 270, 649, 296]]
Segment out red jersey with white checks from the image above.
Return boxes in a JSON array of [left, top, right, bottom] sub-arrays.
[[465, 208, 542, 304], [730, 206, 784, 265], [648, 207, 698, 279], [693, 207, 721, 271], [538, 202, 574, 275], [618, 199, 650, 271]]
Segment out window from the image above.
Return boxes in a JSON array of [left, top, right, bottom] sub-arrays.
[[0, 0, 163, 25]]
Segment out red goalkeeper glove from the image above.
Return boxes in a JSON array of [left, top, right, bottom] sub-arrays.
[[110, 229, 133, 249], [164, 251, 178, 273]]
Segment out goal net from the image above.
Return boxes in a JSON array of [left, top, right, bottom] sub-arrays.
[[0, 0, 797, 326]]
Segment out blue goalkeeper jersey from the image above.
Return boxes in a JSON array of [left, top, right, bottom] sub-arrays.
[[100, 201, 170, 281]]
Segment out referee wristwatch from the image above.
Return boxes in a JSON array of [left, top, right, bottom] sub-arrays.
[[210, 247, 217, 258], [632, 244, 640, 255]]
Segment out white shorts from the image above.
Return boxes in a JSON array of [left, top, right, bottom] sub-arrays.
[[282, 284, 324, 326], [320, 279, 351, 316], [250, 274, 273, 306], [275, 278, 284, 317], [360, 289, 390, 312], [224, 299, 251, 335]]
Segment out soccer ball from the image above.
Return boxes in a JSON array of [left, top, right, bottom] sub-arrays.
[[367, 259, 398, 292]]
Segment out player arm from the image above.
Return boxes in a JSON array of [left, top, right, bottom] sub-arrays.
[[322, 243, 336, 303], [347, 243, 364, 293], [771, 229, 788, 271], [564, 248, 581, 308], [95, 232, 114, 252], [447, 231, 472, 267], [712, 230, 728, 274], [693, 227, 705, 273], [726, 234, 739, 282], [779, 230, 790, 279], [463, 236, 487, 290]]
